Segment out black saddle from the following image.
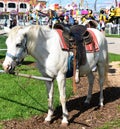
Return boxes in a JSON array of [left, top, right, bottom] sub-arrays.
[[54, 23, 89, 67], [54, 23, 89, 46]]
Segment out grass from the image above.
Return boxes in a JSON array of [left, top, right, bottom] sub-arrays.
[[105, 34, 120, 38], [109, 53, 120, 62], [0, 35, 7, 58], [97, 119, 120, 129], [0, 35, 120, 128]]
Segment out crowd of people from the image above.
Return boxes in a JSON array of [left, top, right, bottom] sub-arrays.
[[26, 6, 119, 31], [6, 4, 120, 34]]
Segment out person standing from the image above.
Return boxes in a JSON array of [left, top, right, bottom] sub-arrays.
[[99, 9, 107, 34]]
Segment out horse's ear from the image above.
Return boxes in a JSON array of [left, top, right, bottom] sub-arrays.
[[4, 27, 11, 33]]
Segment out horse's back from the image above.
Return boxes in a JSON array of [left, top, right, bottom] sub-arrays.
[[88, 28, 106, 42], [87, 28, 108, 53]]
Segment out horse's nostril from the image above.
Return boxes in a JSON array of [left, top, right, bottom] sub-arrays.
[[6, 65, 9, 70], [3, 64, 11, 72], [8, 64, 11, 69]]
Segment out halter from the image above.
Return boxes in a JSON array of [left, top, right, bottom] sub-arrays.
[[6, 35, 28, 65]]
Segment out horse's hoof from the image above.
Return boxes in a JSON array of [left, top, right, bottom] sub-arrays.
[[99, 104, 104, 108], [99, 103, 104, 107], [75, 81, 80, 84], [75, 79, 80, 84]]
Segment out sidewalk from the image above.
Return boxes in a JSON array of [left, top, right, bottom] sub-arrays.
[[106, 37, 120, 55]]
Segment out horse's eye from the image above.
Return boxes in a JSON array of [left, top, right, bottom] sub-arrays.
[[16, 43, 22, 47]]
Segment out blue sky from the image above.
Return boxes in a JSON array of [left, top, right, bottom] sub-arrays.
[[46, 0, 119, 11]]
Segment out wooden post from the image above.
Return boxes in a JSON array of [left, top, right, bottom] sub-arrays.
[[72, 45, 77, 94]]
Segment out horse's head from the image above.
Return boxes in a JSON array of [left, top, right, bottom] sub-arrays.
[[3, 26, 28, 74]]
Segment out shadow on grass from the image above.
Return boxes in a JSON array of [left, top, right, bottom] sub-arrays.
[[22, 61, 35, 66], [0, 55, 5, 60], [0, 96, 46, 113]]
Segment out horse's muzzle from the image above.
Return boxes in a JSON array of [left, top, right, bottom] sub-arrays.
[[2, 63, 15, 74]]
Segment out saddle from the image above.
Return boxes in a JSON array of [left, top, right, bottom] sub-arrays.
[[54, 23, 96, 67], [54, 23, 93, 46], [83, 31, 92, 44]]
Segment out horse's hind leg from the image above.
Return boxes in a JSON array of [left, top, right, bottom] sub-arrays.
[[97, 63, 106, 107], [84, 71, 95, 105], [45, 81, 54, 122]]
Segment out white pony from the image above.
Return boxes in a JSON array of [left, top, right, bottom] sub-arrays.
[[3, 25, 108, 125]]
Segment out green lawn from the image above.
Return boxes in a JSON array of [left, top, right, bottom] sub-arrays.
[[105, 34, 120, 38], [97, 119, 120, 129], [109, 53, 120, 62]]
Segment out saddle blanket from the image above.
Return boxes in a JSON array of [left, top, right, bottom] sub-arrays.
[[56, 28, 99, 53], [56, 29, 69, 51], [85, 29, 99, 52]]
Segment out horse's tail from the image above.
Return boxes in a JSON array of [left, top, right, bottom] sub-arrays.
[[104, 38, 109, 86]]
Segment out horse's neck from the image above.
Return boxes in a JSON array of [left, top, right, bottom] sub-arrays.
[[27, 28, 58, 60]]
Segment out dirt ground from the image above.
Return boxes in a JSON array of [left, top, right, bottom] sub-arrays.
[[1, 61, 120, 129]]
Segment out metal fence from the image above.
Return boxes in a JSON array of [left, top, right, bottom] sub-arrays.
[[105, 23, 120, 35]]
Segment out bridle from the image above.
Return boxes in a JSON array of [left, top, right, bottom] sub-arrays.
[[6, 34, 28, 65]]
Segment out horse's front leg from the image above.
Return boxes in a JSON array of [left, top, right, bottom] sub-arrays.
[[85, 71, 94, 105], [56, 74, 68, 125], [45, 81, 54, 122]]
